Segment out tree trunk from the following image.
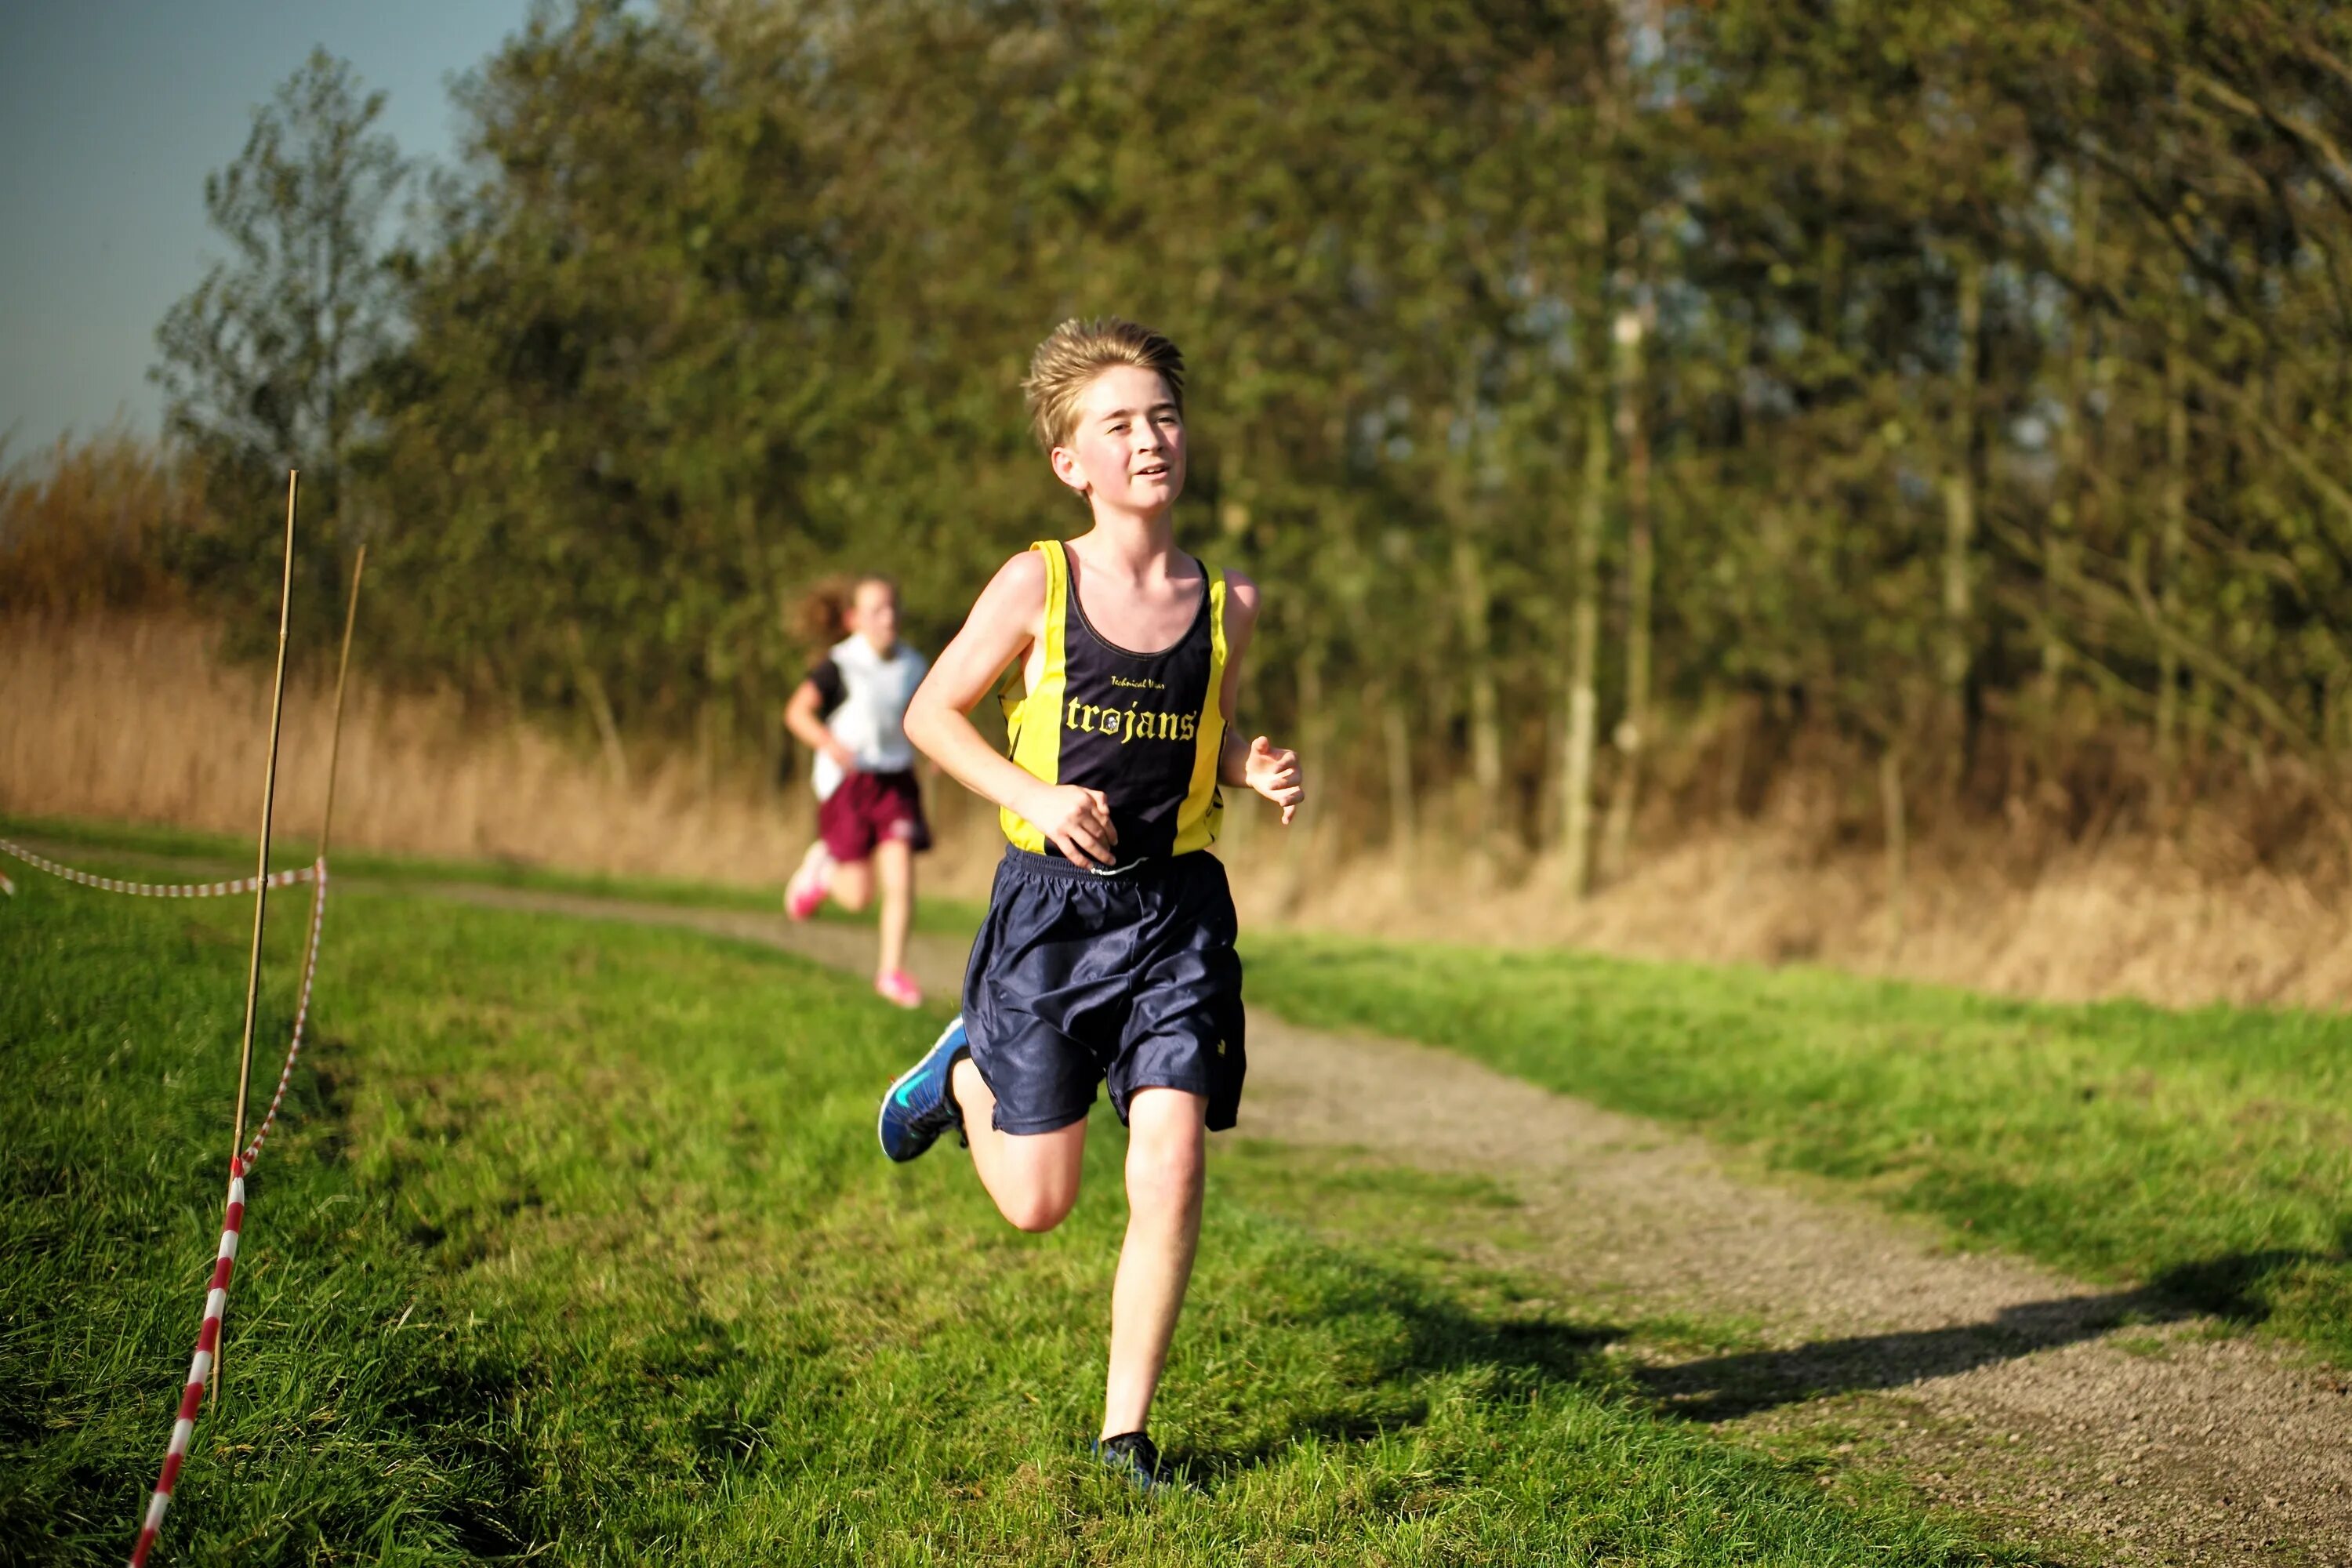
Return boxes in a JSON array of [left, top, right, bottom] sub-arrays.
[[1442, 368, 1504, 868], [1279, 646, 1326, 913], [1382, 685, 1417, 873], [1561, 371, 1607, 897], [695, 698, 718, 803], [1560, 124, 1613, 898], [1880, 745, 1908, 945], [567, 622, 630, 791], [1449, 501, 1504, 863], [2044, 167, 2099, 723], [1222, 654, 1258, 858], [1939, 252, 1984, 798], [2156, 332, 2188, 786], [1601, 298, 1653, 881]]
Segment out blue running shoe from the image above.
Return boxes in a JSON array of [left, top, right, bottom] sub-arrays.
[[1091, 1432, 1196, 1496], [877, 1015, 968, 1163]]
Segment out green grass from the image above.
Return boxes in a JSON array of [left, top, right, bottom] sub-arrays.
[[1, 869, 2031, 1564], [16, 811, 2349, 1356], [1243, 933, 2352, 1363], [15, 812, 2347, 1365]]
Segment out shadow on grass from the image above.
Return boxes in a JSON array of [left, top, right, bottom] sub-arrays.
[[1638, 1248, 2345, 1422], [1174, 1247, 2342, 1482], [2152, 1245, 2348, 1325], [1637, 1289, 2164, 1421], [1182, 1278, 1626, 1482]]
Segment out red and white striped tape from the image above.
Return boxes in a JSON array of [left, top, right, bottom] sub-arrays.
[[124, 862, 329, 1568], [0, 837, 318, 898]]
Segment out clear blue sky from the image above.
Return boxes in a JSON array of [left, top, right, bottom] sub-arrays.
[[0, 0, 536, 458]]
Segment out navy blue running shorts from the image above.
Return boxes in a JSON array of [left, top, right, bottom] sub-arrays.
[[960, 846, 1246, 1136]]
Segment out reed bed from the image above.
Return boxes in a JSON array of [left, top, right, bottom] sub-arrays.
[[9, 612, 2350, 1010]]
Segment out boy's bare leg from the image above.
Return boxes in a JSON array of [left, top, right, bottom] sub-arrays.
[[1102, 1086, 1207, 1439], [873, 837, 913, 977], [952, 1056, 1085, 1232]]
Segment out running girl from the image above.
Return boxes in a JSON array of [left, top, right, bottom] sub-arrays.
[[782, 574, 931, 1007]]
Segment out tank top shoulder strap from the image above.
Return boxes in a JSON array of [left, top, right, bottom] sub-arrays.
[[1206, 561, 1227, 668], [998, 541, 1072, 855], [1038, 537, 1070, 626], [996, 539, 1069, 722], [1031, 538, 1070, 688], [1171, 559, 1229, 856]]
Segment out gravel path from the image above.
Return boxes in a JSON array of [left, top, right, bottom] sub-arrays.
[[1246, 1018, 2352, 1565], [21, 844, 2343, 1565]]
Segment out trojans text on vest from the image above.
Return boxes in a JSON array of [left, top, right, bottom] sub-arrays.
[[1065, 698, 1200, 744]]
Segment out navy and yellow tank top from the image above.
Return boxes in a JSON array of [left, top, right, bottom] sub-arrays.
[[1000, 539, 1227, 866]]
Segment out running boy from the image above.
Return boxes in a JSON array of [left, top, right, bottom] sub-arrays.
[[781, 574, 931, 1007], [881, 318, 1304, 1492]]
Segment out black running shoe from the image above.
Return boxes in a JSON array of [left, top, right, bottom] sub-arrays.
[[877, 1015, 967, 1163], [1090, 1431, 1194, 1496]]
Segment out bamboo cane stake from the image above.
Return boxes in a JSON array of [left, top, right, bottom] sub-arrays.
[[215, 470, 299, 1405], [317, 545, 367, 863]]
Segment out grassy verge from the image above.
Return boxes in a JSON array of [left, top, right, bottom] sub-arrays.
[[1242, 933, 2352, 1363], [1, 874, 2032, 1564]]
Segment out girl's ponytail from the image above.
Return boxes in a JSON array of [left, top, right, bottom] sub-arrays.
[[790, 575, 858, 655]]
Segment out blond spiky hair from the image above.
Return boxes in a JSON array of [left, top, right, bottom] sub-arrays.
[[1021, 318, 1185, 452]]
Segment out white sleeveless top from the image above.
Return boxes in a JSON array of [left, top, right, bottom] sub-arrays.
[[808, 634, 927, 802]]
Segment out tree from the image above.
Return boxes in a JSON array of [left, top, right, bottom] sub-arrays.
[[145, 0, 2352, 876], [153, 47, 404, 624]]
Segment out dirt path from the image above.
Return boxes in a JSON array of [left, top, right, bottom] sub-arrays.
[[13, 843, 2343, 1564], [1250, 1021, 2351, 1565]]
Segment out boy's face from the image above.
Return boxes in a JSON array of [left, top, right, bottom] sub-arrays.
[[1051, 365, 1185, 514], [848, 581, 898, 649]]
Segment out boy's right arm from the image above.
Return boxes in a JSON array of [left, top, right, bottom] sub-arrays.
[[903, 552, 1118, 868]]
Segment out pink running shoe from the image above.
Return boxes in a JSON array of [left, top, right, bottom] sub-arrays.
[[784, 848, 831, 921], [874, 969, 924, 1009]]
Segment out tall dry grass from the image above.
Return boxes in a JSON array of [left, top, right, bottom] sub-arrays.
[[1247, 822, 2352, 1011], [9, 612, 2352, 1010], [0, 615, 1006, 893]]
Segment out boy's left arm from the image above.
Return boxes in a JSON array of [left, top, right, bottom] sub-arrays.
[[1214, 573, 1305, 825]]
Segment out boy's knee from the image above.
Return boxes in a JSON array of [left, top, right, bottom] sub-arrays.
[[1125, 1133, 1205, 1210], [1001, 1189, 1076, 1234]]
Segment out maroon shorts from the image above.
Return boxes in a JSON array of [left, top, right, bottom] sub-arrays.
[[819, 768, 932, 862]]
